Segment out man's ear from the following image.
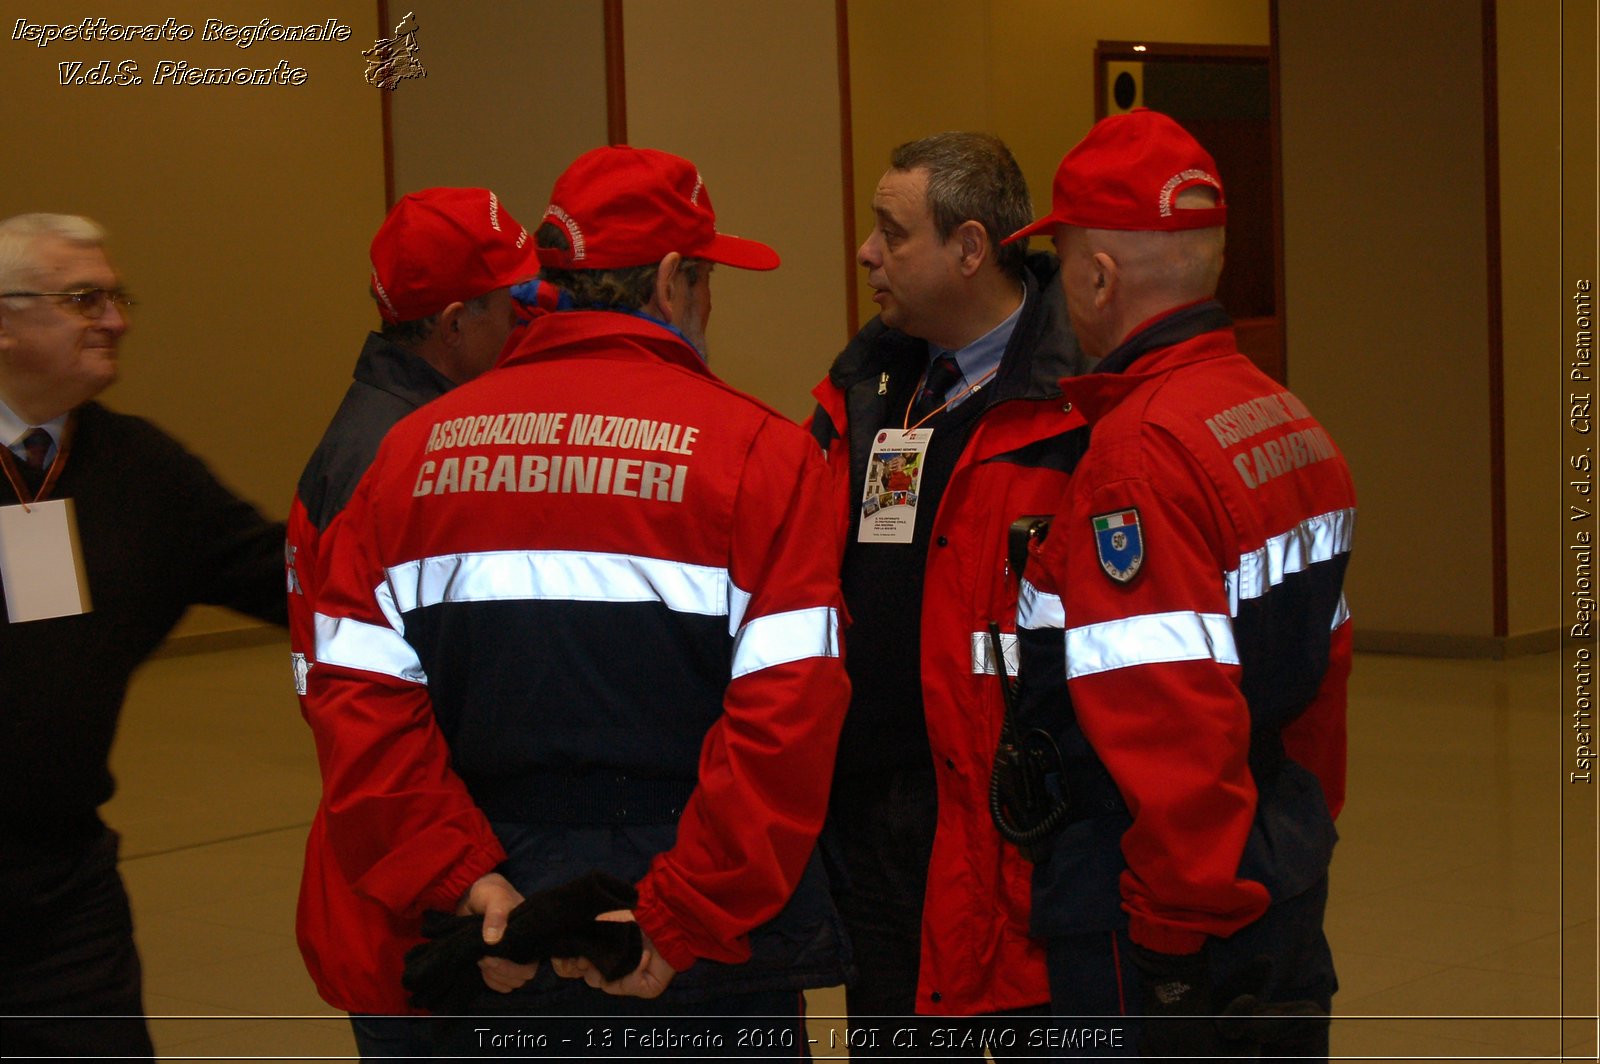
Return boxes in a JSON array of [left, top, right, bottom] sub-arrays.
[[954, 220, 988, 277], [650, 252, 685, 323], [435, 301, 468, 347], [1092, 251, 1118, 310]]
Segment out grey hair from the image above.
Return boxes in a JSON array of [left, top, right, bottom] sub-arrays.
[[889, 133, 1032, 280], [533, 221, 707, 310], [0, 214, 106, 295], [376, 289, 495, 347]]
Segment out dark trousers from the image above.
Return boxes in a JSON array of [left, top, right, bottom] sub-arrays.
[[351, 1013, 435, 1061], [1045, 877, 1336, 1061], [0, 828, 156, 1058], [831, 767, 1046, 1061]]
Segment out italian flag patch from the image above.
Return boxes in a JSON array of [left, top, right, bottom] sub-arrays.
[[1092, 508, 1144, 583]]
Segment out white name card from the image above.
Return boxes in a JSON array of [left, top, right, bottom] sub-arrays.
[[0, 498, 93, 622]]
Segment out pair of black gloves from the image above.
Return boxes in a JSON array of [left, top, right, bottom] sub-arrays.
[[401, 871, 646, 1013], [1130, 945, 1330, 1057]]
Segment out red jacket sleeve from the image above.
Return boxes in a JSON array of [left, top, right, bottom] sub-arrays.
[[304, 471, 506, 919], [1056, 431, 1270, 955], [633, 418, 850, 972]]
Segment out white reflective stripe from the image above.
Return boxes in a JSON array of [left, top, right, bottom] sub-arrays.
[[314, 612, 427, 685], [1225, 508, 1356, 616], [728, 583, 754, 638], [1331, 593, 1351, 631], [1017, 578, 1065, 631], [1065, 610, 1239, 680], [970, 630, 1019, 676], [731, 606, 841, 679], [384, 550, 730, 617]]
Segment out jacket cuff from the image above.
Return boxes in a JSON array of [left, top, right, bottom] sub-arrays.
[[1127, 916, 1207, 956], [418, 842, 507, 915], [633, 876, 705, 975]]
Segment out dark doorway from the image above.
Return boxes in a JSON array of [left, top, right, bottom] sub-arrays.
[[1095, 42, 1283, 382]]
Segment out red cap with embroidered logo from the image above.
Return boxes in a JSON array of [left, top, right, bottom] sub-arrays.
[[1006, 108, 1226, 243], [369, 187, 540, 323], [536, 146, 779, 272]]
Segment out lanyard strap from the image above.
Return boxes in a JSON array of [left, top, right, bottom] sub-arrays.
[[0, 412, 75, 512], [902, 364, 999, 432]]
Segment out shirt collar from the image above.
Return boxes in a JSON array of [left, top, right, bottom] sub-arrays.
[[0, 396, 67, 454], [927, 287, 1027, 404]]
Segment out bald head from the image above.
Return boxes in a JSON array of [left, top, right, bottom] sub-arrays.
[[1052, 187, 1225, 360]]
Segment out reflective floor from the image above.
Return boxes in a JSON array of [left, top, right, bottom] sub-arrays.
[[101, 640, 1595, 1061]]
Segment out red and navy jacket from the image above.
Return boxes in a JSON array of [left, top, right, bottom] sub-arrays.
[[809, 253, 1088, 1015], [306, 310, 850, 1002], [289, 281, 567, 1014], [1015, 302, 1355, 955]]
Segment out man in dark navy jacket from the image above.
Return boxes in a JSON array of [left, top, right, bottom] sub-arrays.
[[286, 187, 542, 1060], [808, 133, 1085, 1045]]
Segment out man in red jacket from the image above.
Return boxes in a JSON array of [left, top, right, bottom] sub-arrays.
[[1008, 109, 1355, 1060], [286, 187, 540, 1060], [308, 146, 849, 1052], [808, 132, 1085, 1048]]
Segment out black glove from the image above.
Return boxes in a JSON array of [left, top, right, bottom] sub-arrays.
[[1129, 943, 1224, 1058], [495, 871, 643, 978], [1213, 955, 1331, 1050], [401, 871, 645, 1012], [402, 907, 501, 1014], [1132, 947, 1333, 1057]]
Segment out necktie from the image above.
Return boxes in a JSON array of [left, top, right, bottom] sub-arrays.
[[20, 427, 52, 471], [912, 355, 963, 423]]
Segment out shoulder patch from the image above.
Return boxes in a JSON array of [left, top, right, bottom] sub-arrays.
[[1092, 508, 1143, 583]]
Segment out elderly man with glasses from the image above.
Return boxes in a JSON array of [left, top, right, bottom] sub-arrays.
[[0, 212, 286, 1058]]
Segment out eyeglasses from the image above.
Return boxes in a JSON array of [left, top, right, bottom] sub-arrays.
[[1, 287, 136, 319]]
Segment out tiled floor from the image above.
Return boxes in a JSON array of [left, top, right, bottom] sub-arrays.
[[97, 639, 1596, 1061]]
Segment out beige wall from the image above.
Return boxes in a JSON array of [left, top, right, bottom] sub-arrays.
[[847, 0, 1269, 324], [1497, 1, 1564, 640], [1274, 0, 1582, 652], [623, 0, 848, 421], [6, 1, 1578, 653], [383, 1, 847, 421], [1279, 1, 1497, 647], [386, 2, 608, 232], [845, 0, 991, 329], [1, 0, 386, 636]]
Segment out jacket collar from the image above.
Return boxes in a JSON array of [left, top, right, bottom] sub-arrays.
[[1061, 301, 1236, 423], [500, 309, 714, 378], [353, 331, 456, 406]]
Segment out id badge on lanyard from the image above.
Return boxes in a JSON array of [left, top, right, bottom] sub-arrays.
[[857, 427, 933, 544], [0, 498, 92, 622], [0, 414, 92, 622]]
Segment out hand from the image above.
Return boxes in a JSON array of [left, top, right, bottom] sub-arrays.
[[477, 954, 538, 994], [1129, 943, 1222, 1057], [458, 872, 538, 992], [551, 910, 677, 999]]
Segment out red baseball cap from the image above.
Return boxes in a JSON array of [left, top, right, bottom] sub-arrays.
[[1007, 109, 1227, 243], [536, 146, 779, 272], [369, 187, 541, 323]]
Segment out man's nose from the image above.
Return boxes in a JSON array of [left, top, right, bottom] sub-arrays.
[[857, 233, 880, 269]]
